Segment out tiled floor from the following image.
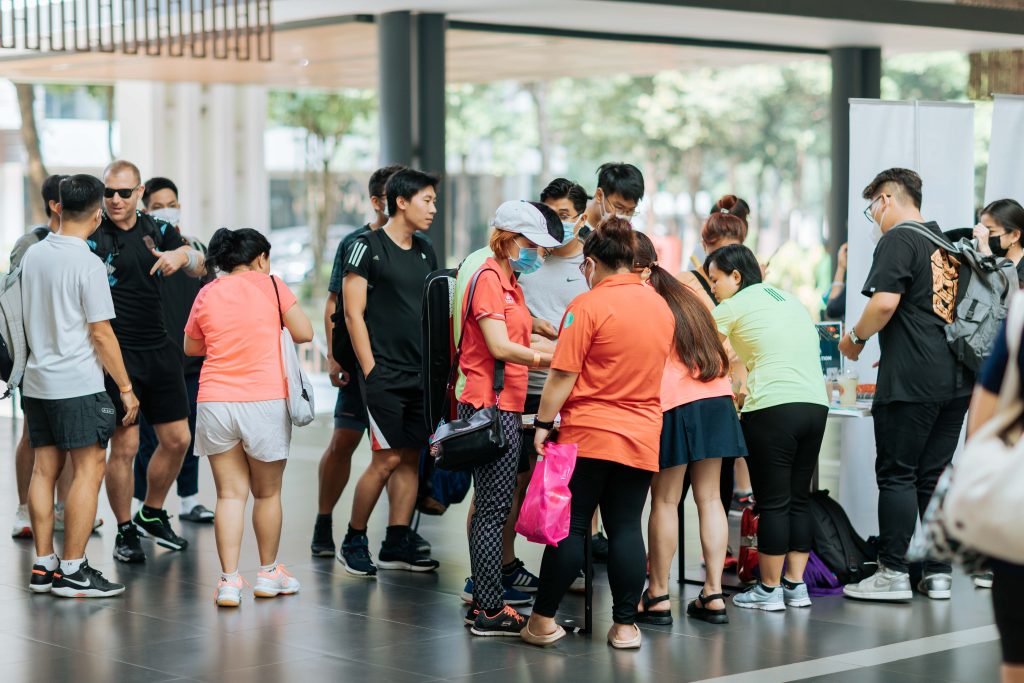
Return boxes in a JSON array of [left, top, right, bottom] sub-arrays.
[[0, 413, 1002, 682]]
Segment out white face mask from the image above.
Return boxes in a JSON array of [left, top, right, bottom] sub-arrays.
[[150, 207, 181, 227], [870, 221, 884, 245]]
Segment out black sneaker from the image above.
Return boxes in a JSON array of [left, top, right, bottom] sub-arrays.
[[592, 532, 609, 563], [52, 560, 125, 598], [29, 562, 56, 593], [412, 530, 432, 554], [311, 518, 336, 558], [464, 600, 481, 626], [113, 525, 147, 563], [338, 534, 377, 577], [133, 508, 188, 551], [378, 530, 439, 572], [731, 491, 755, 514], [470, 605, 527, 637]]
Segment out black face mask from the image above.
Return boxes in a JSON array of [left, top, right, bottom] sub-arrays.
[[990, 235, 1010, 258]]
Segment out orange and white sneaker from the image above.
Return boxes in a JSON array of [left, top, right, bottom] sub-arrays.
[[216, 574, 244, 607], [254, 564, 299, 598]]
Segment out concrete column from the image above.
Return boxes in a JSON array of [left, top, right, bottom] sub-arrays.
[[378, 11, 414, 167], [417, 12, 447, 263]]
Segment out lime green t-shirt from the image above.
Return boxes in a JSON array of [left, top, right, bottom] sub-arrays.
[[453, 247, 492, 398], [712, 283, 828, 413]]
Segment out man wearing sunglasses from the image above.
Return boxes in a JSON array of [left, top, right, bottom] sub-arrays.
[[88, 159, 205, 565]]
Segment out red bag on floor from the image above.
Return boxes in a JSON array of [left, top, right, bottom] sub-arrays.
[[737, 507, 759, 584], [515, 442, 577, 546]]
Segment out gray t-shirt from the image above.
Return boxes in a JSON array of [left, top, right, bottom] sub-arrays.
[[21, 234, 116, 400], [9, 224, 49, 270], [519, 250, 588, 395]]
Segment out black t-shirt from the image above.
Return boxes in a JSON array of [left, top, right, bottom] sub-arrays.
[[88, 212, 187, 350], [862, 221, 972, 404], [328, 224, 372, 295], [343, 229, 438, 374], [161, 253, 215, 376]]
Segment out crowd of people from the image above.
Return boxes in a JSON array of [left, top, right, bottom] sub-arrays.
[[7, 160, 1020, 673]]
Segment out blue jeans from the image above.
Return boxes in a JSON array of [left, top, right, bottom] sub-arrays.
[[133, 373, 199, 501]]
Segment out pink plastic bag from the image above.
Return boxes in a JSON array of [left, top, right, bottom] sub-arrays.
[[515, 442, 577, 546]]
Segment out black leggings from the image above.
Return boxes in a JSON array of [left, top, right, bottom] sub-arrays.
[[993, 561, 1024, 664], [533, 458, 652, 625], [740, 403, 828, 557]]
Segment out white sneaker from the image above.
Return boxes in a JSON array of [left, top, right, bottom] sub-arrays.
[[216, 575, 243, 607], [973, 572, 994, 589], [11, 504, 31, 539], [843, 565, 913, 602], [918, 573, 952, 600], [253, 564, 300, 598], [53, 506, 103, 534]]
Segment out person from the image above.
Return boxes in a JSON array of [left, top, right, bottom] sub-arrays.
[[89, 159, 205, 564], [707, 244, 829, 612], [576, 162, 645, 239], [338, 168, 440, 576], [133, 177, 214, 524], [633, 233, 745, 626], [824, 242, 848, 321], [312, 164, 405, 557], [975, 198, 1024, 286], [459, 200, 561, 636], [840, 168, 970, 602], [522, 217, 674, 649], [22, 174, 140, 598], [186, 228, 313, 606], [967, 315, 1024, 682]]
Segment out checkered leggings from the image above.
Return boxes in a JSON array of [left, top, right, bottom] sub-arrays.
[[457, 403, 523, 611]]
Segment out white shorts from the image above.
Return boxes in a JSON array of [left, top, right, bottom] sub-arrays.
[[195, 400, 291, 462]]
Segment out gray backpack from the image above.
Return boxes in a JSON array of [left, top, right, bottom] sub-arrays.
[[0, 263, 28, 398], [894, 221, 1018, 373]]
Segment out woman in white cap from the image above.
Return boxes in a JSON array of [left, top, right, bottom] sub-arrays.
[[458, 200, 563, 637]]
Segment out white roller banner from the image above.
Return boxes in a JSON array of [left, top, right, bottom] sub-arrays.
[[985, 94, 1024, 205]]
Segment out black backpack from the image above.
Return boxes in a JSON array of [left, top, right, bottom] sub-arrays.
[[810, 490, 877, 584]]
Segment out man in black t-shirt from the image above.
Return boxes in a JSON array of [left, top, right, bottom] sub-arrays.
[[839, 168, 969, 603], [337, 169, 440, 577], [89, 160, 206, 564]]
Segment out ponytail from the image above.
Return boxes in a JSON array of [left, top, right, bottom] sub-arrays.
[[583, 216, 636, 270]]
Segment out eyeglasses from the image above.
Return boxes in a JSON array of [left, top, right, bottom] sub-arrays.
[[863, 194, 890, 223], [104, 185, 140, 200], [604, 196, 640, 218]]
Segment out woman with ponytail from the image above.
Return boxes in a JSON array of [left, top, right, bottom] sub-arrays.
[[632, 233, 746, 626], [522, 218, 674, 650]]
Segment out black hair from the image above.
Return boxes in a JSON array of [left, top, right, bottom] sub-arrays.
[[526, 201, 565, 243], [385, 168, 439, 216], [596, 163, 645, 203], [704, 244, 763, 292], [540, 178, 589, 215], [58, 175, 104, 222], [142, 177, 179, 207], [206, 227, 272, 273], [369, 164, 406, 199], [710, 194, 751, 227], [583, 216, 636, 270], [981, 198, 1024, 238], [41, 174, 68, 218], [862, 168, 922, 209]]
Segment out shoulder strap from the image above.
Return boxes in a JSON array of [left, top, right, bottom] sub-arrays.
[[891, 221, 959, 254], [31, 226, 49, 242], [269, 275, 285, 330]]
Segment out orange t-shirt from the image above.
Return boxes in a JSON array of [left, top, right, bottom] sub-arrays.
[[552, 273, 674, 472], [185, 272, 298, 403], [457, 258, 532, 412], [661, 353, 733, 412]]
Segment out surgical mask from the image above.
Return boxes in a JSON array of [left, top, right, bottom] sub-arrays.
[[989, 235, 1011, 258], [560, 221, 576, 246], [870, 221, 883, 245], [510, 246, 543, 275], [582, 258, 595, 290], [149, 207, 181, 227]]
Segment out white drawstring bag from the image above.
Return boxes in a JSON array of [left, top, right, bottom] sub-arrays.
[[270, 275, 315, 427]]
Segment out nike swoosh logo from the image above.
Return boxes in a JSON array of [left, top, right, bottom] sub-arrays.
[[566, 278, 581, 282], [60, 576, 91, 588], [137, 512, 159, 523]]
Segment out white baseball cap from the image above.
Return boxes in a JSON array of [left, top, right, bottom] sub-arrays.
[[489, 200, 562, 249]]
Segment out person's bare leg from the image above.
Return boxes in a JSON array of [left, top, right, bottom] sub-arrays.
[[734, 458, 752, 494], [349, 449, 402, 530], [143, 419, 191, 510], [250, 457, 288, 566], [591, 511, 600, 535], [645, 465, 686, 613], [15, 427, 33, 506], [1003, 663, 1024, 683], [56, 460, 73, 506], [208, 444, 249, 574], [784, 550, 810, 585], [106, 425, 140, 524], [317, 428, 362, 515], [759, 553, 785, 587], [62, 445, 106, 560], [691, 459, 727, 610], [29, 446, 64, 558], [386, 448, 420, 526]]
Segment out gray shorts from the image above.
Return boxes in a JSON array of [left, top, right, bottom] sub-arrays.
[[23, 392, 116, 451], [194, 399, 291, 462]]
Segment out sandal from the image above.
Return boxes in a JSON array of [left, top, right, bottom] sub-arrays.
[[635, 589, 673, 625], [687, 591, 729, 625]]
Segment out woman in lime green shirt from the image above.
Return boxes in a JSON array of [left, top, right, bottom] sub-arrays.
[[706, 244, 828, 613]]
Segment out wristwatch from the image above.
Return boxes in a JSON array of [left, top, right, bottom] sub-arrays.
[[849, 327, 869, 345], [533, 418, 555, 430]]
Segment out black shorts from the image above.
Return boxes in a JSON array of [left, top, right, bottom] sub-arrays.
[[105, 340, 189, 426], [334, 381, 368, 432], [23, 392, 116, 450], [518, 394, 542, 474], [360, 364, 427, 451]]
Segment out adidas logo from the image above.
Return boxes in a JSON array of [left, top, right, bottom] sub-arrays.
[[373, 255, 380, 261]]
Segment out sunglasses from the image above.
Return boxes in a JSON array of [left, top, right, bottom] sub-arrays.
[[104, 185, 140, 199]]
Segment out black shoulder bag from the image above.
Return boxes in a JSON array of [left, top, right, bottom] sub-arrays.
[[429, 267, 507, 472]]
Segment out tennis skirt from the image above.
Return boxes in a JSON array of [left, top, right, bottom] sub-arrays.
[[659, 395, 747, 470]]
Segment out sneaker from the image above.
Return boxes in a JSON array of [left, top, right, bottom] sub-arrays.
[[730, 491, 755, 515], [460, 577, 533, 606], [113, 525, 147, 563], [732, 582, 786, 612], [337, 534, 377, 577], [503, 558, 540, 593], [54, 507, 103, 534], [464, 600, 481, 626], [843, 565, 912, 602], [918, 573, 952, 600], [973, 572, 994, 589], [783, 581, 812, 608], [254, 564, 300, 598], [11, 504, 31, 539], [51, 561, 125, 598], [377, 531, 439, 572], [216, 574, 244, 607], [133, 509, 188, 551], [591, 532, 609, 563], [29, 562, 56, 593], [310, 518, 336, 558], [470, 605, 527, 637], [569, 570, 586, 593], [412, 530, 431, 554], [179, 505, 214, 524]]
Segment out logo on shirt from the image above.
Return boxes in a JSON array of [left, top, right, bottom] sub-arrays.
[[504, 293, 514, 304], [930, 249, 958, 324], [104, 254, 117, 287], [564, 312, 575, 328], [566, 277, 581, 283], [348, 243, 367, 268]]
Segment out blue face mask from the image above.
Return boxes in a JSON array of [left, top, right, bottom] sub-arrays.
[[560, 221, 576, 246], [510, 247, 543, 275]]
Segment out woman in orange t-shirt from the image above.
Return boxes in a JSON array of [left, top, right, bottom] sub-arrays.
[[522, 218, 674, 650]]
